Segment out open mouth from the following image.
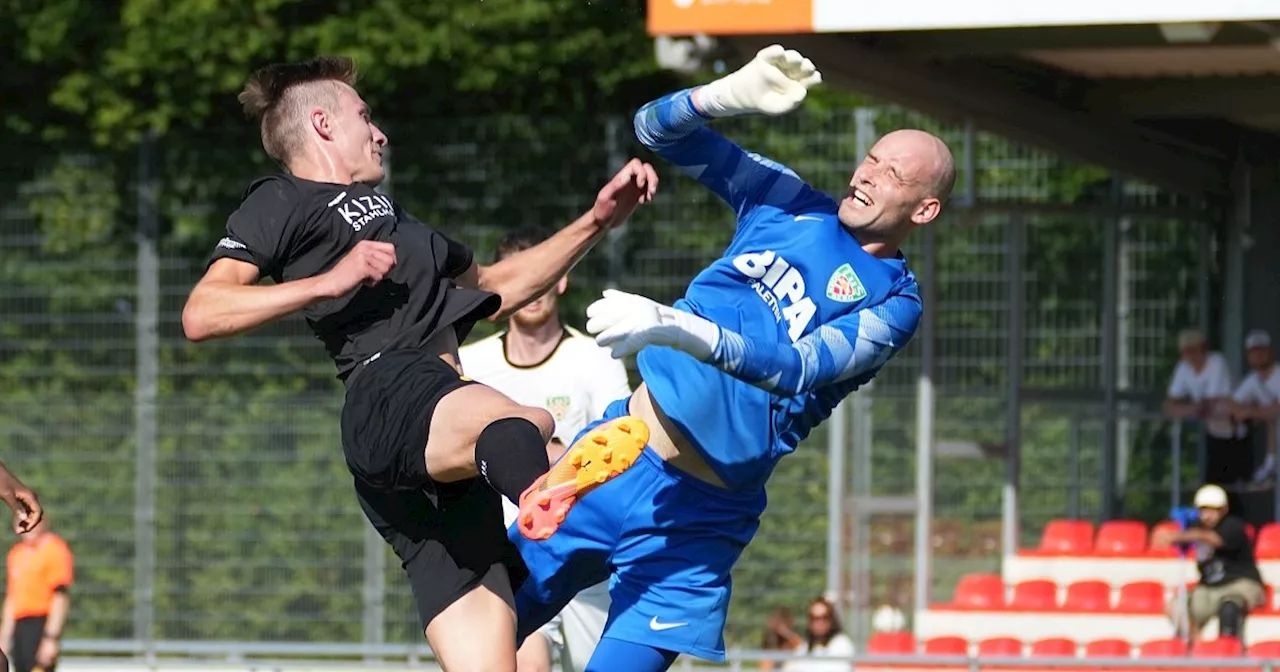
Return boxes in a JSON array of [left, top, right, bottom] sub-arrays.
[[850, 188, 872, 208]]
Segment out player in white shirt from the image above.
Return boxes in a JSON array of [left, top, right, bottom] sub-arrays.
[[459, 229, 630, 672], [1164, 328, 1248, 493], [1231, 330, 1280, 481]]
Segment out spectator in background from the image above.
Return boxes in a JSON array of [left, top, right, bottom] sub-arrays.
[[760, 607, 802, 671], [1, 516, 73, 672], [1164, 329, 1249, 492], [1230, 330, 1279, 482], [1156, 484, 1264, 648], [783, 598, 855, 672]]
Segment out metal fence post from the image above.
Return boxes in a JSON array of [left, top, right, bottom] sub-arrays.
[[1069, 418, 1081, 520], [1116, 215, 1133, 503], [1172, 420, 1184, 509], [1100, 182, 1121, 520], [826, 399, 847, 611], [1197, 220, 1212, 484], [1274, 423, 1280, 521], [134, 131, 159, 658], [1197, 220, 1212, 346], [1197, 427, 1208, 486], [913, 220, 937, 614], [848, 385, 874, 644], [1002, 214, 1024, 558]]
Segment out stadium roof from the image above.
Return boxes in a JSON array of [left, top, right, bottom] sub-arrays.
[[649, 1, 1280, 195]]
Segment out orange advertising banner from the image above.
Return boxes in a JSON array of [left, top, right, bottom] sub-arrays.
[[647, 0, 815, 36]]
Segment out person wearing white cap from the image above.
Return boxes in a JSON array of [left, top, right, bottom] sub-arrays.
[[1155, 484, 1265, 648], [1231, 329, 1280, 481], [1164, 328, 1248, 488]]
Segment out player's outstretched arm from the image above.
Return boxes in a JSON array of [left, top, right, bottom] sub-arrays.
[[586, 289, 921, 396], [457, 159, 657, 322], [634, 45, 821, 219], [182, 242, 396, 341], [694, 44, 822, 118]]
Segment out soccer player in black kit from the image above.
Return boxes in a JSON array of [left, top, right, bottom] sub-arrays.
[[181, 57, 654, 671]]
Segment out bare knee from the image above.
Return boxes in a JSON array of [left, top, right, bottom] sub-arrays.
[[426, 386, 555, 481], [516, 633, 554, 672], [505, 406, 554, 443]]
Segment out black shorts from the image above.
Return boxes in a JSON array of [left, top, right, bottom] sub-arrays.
[[340, 348, 527, 628], [11, 616, 51, 672]]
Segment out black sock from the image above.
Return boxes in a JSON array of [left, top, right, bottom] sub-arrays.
[[475, 418, 550, 502]]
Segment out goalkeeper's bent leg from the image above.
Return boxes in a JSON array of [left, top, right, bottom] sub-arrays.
[[585, 638, 680, 672]]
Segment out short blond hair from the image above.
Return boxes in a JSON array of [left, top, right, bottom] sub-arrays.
[[238, 56, 359, 163]]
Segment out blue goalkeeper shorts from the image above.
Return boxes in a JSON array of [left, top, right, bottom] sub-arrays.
[[511, 397, 766, 661]]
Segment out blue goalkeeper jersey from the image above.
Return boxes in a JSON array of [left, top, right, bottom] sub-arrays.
[[633, 89, 923, 493]]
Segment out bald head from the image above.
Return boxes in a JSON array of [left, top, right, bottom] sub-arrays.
[[877, 129, 956, 203], [840, 128, 956, 252]]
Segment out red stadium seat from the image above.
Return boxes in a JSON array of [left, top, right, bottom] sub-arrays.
[[867, 632, 916, 655], [979, 637, 1024, 657], [1031, 638, 1078, 658], [1011, 579, 1059, 610], [923, 636, 970, 670], [1263, 584, 1277, 613], [1140, 638, 1188, 658], [1248, 641, 1280, 659], [1194, 637, 1243, 658], [1063, 580, 1112, 611], [1149, 521, 1182, 557], [1085, 639, 1133, 658], [1037, 519, 1094, 555], [1095, 520, 1148, 556], [1256, 524, 1280, 559], [1118, 581, 1167, 613], [925, 636, 969, 656], [952, 573, 1005, 609]]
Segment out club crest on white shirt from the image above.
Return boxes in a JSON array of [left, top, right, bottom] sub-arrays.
[[546, 395, 571, 421]]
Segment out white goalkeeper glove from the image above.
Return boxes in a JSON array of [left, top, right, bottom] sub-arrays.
[[586, 289, 721, 361], [696, 44, 822, 118]]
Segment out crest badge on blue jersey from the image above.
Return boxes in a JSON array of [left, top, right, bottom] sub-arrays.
[[825, 263, 867, 303]]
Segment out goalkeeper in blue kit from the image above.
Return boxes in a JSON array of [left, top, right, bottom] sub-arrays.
[[510, 45, 957, 672]]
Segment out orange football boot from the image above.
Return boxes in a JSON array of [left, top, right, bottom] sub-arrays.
[[516, 416, 649, 541]]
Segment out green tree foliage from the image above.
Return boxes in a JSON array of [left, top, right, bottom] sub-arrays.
[[1, 0, 679, 146]]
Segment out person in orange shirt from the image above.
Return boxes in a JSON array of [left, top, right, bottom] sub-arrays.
[[1, 516, 72, 672]]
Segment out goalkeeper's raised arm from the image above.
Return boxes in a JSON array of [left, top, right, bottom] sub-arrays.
[[633, 45, 825, 221], [585, 289, 921, 398]]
